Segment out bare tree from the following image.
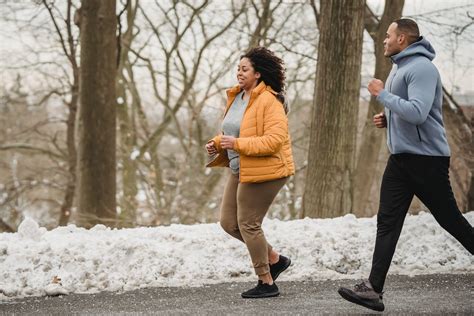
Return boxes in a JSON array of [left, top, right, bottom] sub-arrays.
[[0, 1, 81, 230], [2, 0, 470, 229], [442, 89, 473, 211], [41, 0, 81, 226], [353, 1, 405, 217], [76, 0, 117, 227], [247, 0, 283, 48], [303, 0, 366, 218], [110, 1, 248, 224], [116, 0, 139, 227]]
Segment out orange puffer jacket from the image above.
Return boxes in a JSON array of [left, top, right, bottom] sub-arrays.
[[207, 81, 295, 183]]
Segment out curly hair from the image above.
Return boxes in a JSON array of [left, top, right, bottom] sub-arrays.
[[242, 47, 288, 113]]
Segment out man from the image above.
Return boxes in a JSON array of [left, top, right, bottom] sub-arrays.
[[338, 19, 474, 312]]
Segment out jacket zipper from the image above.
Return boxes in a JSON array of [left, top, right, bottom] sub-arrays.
[[388, 110, 392, 149], [387, 72, 396, 150]]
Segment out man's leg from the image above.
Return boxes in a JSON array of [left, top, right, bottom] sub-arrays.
[[338, 155, 414, 312], [368, 155, 414, 293], [412, 156, 474, 254]]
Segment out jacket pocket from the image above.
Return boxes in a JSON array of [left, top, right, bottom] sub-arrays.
[[416, 126, 422, 142]]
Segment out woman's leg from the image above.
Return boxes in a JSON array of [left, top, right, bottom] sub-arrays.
[[219, 173, 243, 241], [237, 177, 288, 277], [268, 248, 279, 264], [220, 173, 274, 256]]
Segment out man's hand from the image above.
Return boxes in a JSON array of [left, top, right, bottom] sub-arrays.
[[221, 135, 236, 150], [368, 78, 384, 96], [373, 112, 387, 128], [205, 141, 217, 156]]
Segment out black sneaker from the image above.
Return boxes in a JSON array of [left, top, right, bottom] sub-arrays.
[[338, 280, 384, 312], [241, 280, 279, 298], [270, 255, 291, 281]]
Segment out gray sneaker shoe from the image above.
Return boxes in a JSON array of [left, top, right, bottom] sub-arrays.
[[338, 280, 384, 312]]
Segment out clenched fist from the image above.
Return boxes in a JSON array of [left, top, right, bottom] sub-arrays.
[[368, 78, 384, 96], [373, 112, 387, 128], [205, 141, 217, 156]]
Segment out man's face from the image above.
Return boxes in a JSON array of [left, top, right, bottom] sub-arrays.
[[383, 23, 402, 57]]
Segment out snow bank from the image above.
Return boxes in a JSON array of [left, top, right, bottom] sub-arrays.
[[0, 212, 472, 298]]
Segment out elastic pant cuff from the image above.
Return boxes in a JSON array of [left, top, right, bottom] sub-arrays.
[[255, 265, 270, 276]]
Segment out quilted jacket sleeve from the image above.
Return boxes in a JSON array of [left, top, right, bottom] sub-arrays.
[[234, 99, 287, 156], [208, 134, 223, 151]]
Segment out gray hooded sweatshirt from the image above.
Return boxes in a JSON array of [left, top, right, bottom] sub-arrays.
[[377, 36, 451, 157]]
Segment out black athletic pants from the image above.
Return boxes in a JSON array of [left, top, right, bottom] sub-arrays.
[[368, 154, 474, 293]]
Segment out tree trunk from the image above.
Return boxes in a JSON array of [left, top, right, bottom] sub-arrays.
[[117, 79, 138, 227], [117, 3, 139, 228], [468, 173, 474, 211], [302, 0, 365, 218], [150, 146, 168, 224], [442, 89, 473, 212], [353, 0, 405, 217], [42, 0, 80, 227], [76, 0, 117, 228], [59, 77, 78, 226]]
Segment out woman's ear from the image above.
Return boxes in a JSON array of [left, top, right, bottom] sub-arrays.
[[255, 72, 261, 79]]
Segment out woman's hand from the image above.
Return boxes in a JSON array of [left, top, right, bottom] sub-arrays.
[[205, 141, 217, 156], [221, 135, 236, 150]]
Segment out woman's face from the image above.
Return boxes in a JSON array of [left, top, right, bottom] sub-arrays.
[[237, 57, 260, 91]]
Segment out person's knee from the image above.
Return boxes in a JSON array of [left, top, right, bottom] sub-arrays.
[[220, 219, 239, 235], [436, 215, 469, 235], [377, 212, 391, 225], [237, 217, 261, 234], [376, 212, 399, 232]]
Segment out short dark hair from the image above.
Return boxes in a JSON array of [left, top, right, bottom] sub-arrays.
[[394, 19, 420, 45]]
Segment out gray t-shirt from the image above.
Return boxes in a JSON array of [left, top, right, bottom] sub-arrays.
[[221, 91, 248, 174]]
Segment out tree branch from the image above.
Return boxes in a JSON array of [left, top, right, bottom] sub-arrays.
[[0, 144, 64, 160]]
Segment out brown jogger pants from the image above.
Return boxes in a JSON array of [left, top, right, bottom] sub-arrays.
[[220, 173, 287, 275]]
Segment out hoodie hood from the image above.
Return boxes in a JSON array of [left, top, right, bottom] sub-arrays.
[[391, 36, 436, 64]]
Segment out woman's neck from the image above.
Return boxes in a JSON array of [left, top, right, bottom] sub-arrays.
[[242, 83, 257, 101], [242, 89, 251, 101]]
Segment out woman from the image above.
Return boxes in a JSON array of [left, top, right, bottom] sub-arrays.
[[205, 47, 295, 298]]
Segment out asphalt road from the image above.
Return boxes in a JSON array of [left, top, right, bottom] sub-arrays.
[[1, 274, 473, 315]]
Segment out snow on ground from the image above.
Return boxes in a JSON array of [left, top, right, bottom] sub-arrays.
[[0, 212, 472, 299]]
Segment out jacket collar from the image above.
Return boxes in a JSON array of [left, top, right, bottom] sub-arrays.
[[226, 81, 277, 99], [224, 81, 277, 116]]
